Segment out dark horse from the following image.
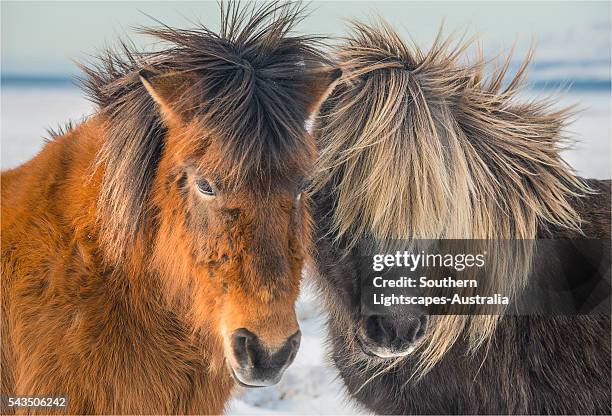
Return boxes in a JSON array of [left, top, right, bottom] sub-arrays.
[[310, 21, 611, 414], [1, 3, 340, 414]]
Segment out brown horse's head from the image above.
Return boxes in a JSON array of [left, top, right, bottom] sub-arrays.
[[89, 3, 340, 387], [144, 67, 339, 387]]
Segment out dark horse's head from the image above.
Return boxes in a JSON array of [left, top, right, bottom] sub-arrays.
[[84, 2, 340, 387], [311, 20, 585, 377]]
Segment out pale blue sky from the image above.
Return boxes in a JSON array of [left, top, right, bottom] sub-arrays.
[[1, 1, 610, 76]]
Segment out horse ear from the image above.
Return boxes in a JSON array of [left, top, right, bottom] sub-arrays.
[[139, 69, 193, 125], [305, 67, 343, 118]]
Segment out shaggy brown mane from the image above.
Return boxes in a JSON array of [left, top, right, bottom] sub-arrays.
[[312, 20, 591, 377], [79, 1, 328, 261]]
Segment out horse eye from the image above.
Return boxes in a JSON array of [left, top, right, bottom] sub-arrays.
[[197, 179, 215, 196]]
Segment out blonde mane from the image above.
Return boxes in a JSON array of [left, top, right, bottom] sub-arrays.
[[313, 21, 589, 377]]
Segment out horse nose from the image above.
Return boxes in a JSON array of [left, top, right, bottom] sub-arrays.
[[229, 328, 301, 387], [359, 313, 428, 358]]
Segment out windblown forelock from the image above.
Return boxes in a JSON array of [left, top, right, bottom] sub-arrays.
[[313, 20, 590, 379], [194, 70, 317, 190], [81, 1, 325, 262]]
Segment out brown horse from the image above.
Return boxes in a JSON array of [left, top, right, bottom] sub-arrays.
[[1, 3, 340, 414]]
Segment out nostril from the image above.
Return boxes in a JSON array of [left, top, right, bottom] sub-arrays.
[[379, 315, 397, 340], [278, 330, 301, 367], [231, 328, 261, 367], [237, 335, 248, 359], [245, 337, 258, 366], [233, 328, 257, 340], [364, 314, 392, 345], [401, 314, 429, 345]]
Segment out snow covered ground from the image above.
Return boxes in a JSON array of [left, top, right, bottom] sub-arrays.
[[1, 85, 610, 414]]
